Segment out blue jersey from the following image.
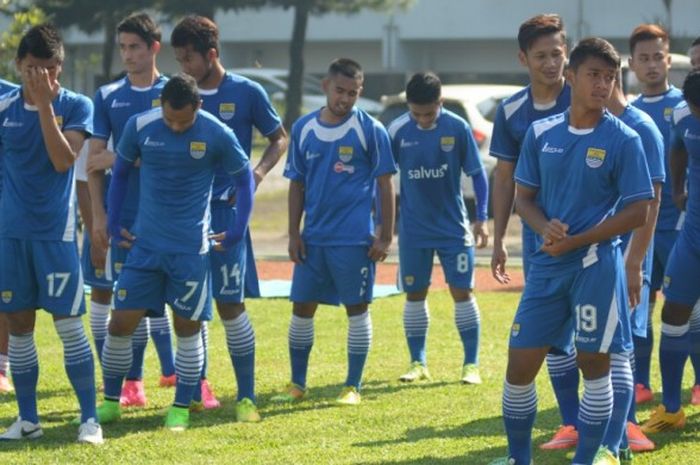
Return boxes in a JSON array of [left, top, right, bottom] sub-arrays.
[[284, 108, 397, 246], [671, 102, 700, 233], [515, 110, 654, 275], [631, 87, 685, 231], [93, 75, 168, 225], [117, 108, 249, 255], [0, 79, 19, 200], [489, 84, 571, 162], [200, 72, 281, 203], [389, 108, 483, 248], [0, 87, 92, 241]]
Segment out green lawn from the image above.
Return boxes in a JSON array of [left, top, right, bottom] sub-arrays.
[[1, 290, 698, 464]]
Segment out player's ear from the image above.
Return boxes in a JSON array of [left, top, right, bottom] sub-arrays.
[[518, 50, 528, 68], [206, 48, 217, 63], [151, 41, 161, 55], [321, 77, 330, 94]]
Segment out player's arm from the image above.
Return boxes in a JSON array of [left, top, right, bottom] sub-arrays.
[[75, 142, 93, 240], [213, 167, 255, 250], [471, 167, 489, 249], [514, 183, 552, 238], [670, 141, 689, 211], [253, 126, 288, 188], [625, 183, 661, 308], [107, 155, 135, 249], [288, 180, 306, 264], [369, 174, 395, 262], [86, 138, 114, 268]]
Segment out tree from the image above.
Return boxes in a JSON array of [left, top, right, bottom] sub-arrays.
[[0, 5, 46, 81]]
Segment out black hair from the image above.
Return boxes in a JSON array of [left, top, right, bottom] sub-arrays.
[[117, 13, 161, 48], [328, 58, 363, 80], [405, 71, 442, 104], [171, 15, 219, 56], [16, 23, 64, 62], [568, 37, 620, 71], [161, 73, 200, 110], [683, 70, 700, 107]]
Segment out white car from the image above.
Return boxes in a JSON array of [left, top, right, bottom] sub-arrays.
[[233, 67, 383, 115], [379, 84, 522, 218]]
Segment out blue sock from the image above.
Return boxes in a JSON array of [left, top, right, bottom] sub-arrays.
[[689, 302, 700, 386], [223, 312, 256, 401], [403, 300, 429, 365], [502, 380, 537, 464], [659, 322, 690, 413], [633, 316, 654, 389], [101, 334, 132, 401], [289, 314, 314, 389], [627, 352, 638, 424], [126, 318, 148, 380], [602, 353, 633, 455], [573, 374, 614, 464], [346, 311, 372, 390], [174, 333, 204, 408], [149, 315, 175, 377], [55, 318, 97, 423], [455, 298, 480, 365], [89, 300, 110, 363], [546, 351, 580, 427], [9, 333, 39, 424]]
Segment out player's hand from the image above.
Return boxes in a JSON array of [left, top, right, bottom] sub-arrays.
[[673, 191, 688, 211], [288, 233, 306, 264], [209, 231, 241, 252], [113, 228, 135, 249], [368, 236, 391, 262], [24, 66, 60, 107], [543, 219, 569, 245], [625, 262, 643, 310], [491, 241, 510, 284], [473, 221, 489, 249], [541, 235, 576, 257], [253, 168, 264, 190], [87, 150, 116, 173], [91, 220, 109, 269]]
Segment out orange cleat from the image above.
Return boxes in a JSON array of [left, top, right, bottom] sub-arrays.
[[627, 421, 655, 452], [691, 384, 700, 406], [0, 373, 13, 393], [635, 383, 653, 404], [159, 374, 176, 388], [539, 425, 578, 450]]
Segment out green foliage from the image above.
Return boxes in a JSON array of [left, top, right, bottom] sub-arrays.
[[0, 5, 47, 81]]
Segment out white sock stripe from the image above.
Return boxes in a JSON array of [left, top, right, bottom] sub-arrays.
[[455, 299, 480, 330], [661, 322, 690, 337], [101, 335, 133, 376], [223, 315, 256, 355], [546, 352, 578, 372], [580, 376, 613, 421], [289, 315, 314, 348], [8, 333, 38, 370], [132, 318, 149, 345], [175, 334, 204, 383], [348, 313, 372, 354], [503, 381, 537, 414], [149, 316, 171, 332]]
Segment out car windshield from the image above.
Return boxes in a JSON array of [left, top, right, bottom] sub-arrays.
[[279, 75, 324, 95], [475, 96, 503, 123]]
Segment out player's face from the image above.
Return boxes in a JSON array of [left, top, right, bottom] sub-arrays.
[[162, 101, 200, 133], [519, 33, 567, 87], [173, 45, 215, 85], [567, 56, 617, 111], [690, 45, 700, 71], [16, 54, 62, 87], [689, 102, 700, 120], [408, 101, 442, 129], [119, 32, 158, 75], [629, 38, 670, 86], [322, 74, 363, 118]]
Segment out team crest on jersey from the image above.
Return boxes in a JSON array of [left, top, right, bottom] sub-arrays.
[[663, 276, 671, 288], [338, 146, 354, 163], [95, 268, 105, 278], [664, 107, 673, 121], [117, 289, 127, 301], [585, 147, 606, 168], [511, 323, 520, 337], [440, 136, 455, 152], [190, 141, 207, 159], [403, 275, 415, 286], [151, 98, 161, 108], [55, 115, 63, 127], [219, 103, 236, 120], [1, 290, 11, 304], [115, 262, 123, 273]]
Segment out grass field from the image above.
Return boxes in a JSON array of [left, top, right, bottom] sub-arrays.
[[1, 290, 699, 464]]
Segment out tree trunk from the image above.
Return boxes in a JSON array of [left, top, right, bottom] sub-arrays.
[[100, 15, 117, 85], [284, 0, 311, 129]]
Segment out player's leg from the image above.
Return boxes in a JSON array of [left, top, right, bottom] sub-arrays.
[[689, 299, 700, 404], [120, 316, 149, 407], [0, 314, 13, 393], [397, 246, 432, 382], [167, 312, 203, 431], [81, 234, 112, 363], [148, 314, 176, 384]]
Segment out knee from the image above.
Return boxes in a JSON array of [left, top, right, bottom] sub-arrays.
[[218, 302, 245, 320], [661, 301, 693, 326], [577, 352, 610, 379], [293, 302, 317, 318]]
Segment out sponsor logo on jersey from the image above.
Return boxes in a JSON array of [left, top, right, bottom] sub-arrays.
[[403, 275, 414, 286], [2, 118, 22, 128], [117, 289, 127, 301], [54, 115, 63, 127], [111, 100, 131, 109], [664, 107, 673, 121], [219, 103, 235, 120], [585, 147, 606, 168], [334, 161, 355, 174], [306, 151, 321, 160], [685, 129, 700, 141], [511, 323, 520, 337], [151, 98, 161, 108], [407, 164, 448, 180], [400, 139, 419, 148], [1, 290, 11, 304], [440, 136, 455, 152], [190, 141, 207, 159], [144, 136, 165, 147], [541, 142, 564, 154], [338, 146, 354, 162]]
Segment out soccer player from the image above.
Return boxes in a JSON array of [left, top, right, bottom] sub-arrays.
[[387, 72, 488, 384], [0, 23, 102, 444], [488, 38, 653, 465], [627, 24, 686, 407], [640, 70, 700, 434], [594, 72, 664, 463], [97, 73, 254, 431], [489, 14, 579, 450], [0, 77, 19, 395], [689, 37, 700, 70], [87, 13, 175, 408], [171, 15, 288, 418], [273, 58, 395, 405]]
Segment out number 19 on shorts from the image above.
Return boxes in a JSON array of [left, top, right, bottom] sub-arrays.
[[575, 304, 598, 333]]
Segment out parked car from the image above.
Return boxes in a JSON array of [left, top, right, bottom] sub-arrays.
[[234, 68, 383, 115], [378, 84, 522, 219]]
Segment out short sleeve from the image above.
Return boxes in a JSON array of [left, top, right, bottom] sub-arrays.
[[513, 126, 540, 189], [369, 122, 397, 178], [638, 121, 665, 184], [116, 116, 140, 163], [250, 81, 283, 137], [64, 93, 93, 136], [461, 120, 485, 176], [92, 89, 111, 141], [489, 103, 519, 161], [283, 122, 306, 182], [614, 135, 654, 207]]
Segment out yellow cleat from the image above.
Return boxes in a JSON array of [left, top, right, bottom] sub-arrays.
[[336, 386, 361, 406], [270, 383, 306, 403], [461, 363, 482, 384], [399, 362, 431, 382], [236, 398, 261, 423], [640, 404, 685, 434], [592, 446, 620, 465]]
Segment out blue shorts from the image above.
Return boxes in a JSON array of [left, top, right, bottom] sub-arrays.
[[209, 205, 258, 303], [290, 245, 375, 306], [651, 229, 678, 291], [510, 246, 632, 354], [0, 238, 86, 316], [663, 227, 700, 307], [398, 244, 474, 292], [81, 235, 128, 289], [114, 245, 212, 321], [521, 221, 537, 279]]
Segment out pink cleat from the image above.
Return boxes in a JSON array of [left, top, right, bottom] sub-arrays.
[[200, 379, 221, 410], [0, 373, 14, 393], [119, 380, 147, 407], [635, 383, 653, 404]]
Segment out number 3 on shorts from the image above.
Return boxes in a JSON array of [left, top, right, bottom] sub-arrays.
[[575, 304, 598, 333]]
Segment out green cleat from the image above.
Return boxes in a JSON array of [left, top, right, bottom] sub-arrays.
[[619, 448, 633, 465], [487, 458, 533, 465], [461, 363, 482, 384], [96, 399, 121, 424], [399, 362, 431, 382], [236, 398, 261, 423], [164, 405, 190, 432], [593, 446, 620, 465], [336, 386, 361, 406], [270, 383, 306, 403]]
